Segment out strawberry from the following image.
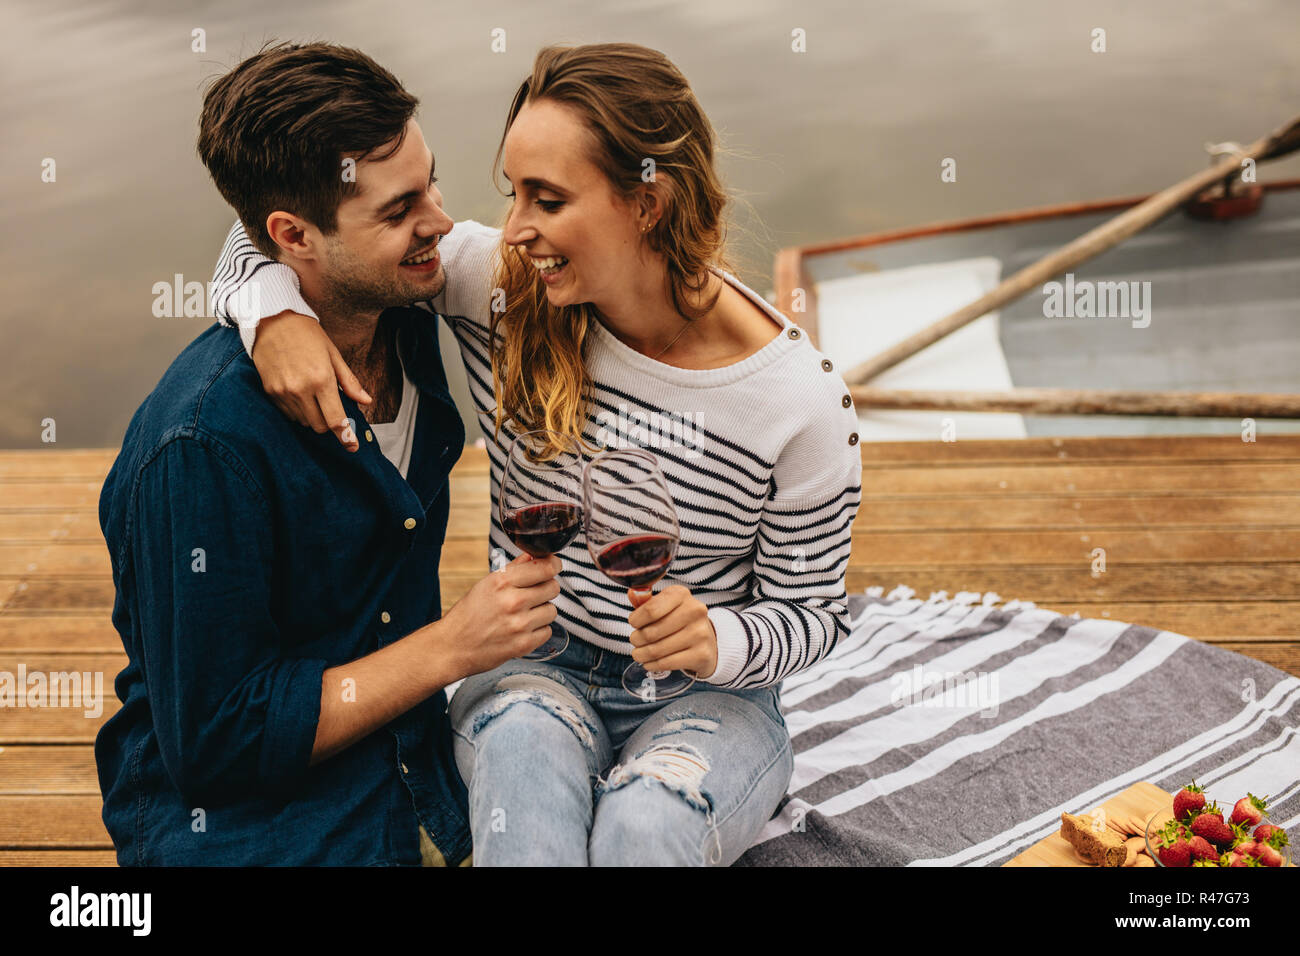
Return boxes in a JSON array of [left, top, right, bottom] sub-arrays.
[[1254, 841, 1284, 868], [1230, 792, 1269, 828], [1188, 835, 1219, 862], [1157, 840, 1192, 867], [1253, 823, 1289, 847], [1228, 851, 1261, 867], [1191, 806, 1235, 848], [1228, 822, 1251, 847], [1198, 799, 1225, 823], [1173, 781, 1206, 821]]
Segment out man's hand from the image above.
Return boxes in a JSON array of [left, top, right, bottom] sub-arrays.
[[251, 311, 373, 451], [311, 554, 560, 766], [627, 584, 719, 679], [435, 553, 563, 679]]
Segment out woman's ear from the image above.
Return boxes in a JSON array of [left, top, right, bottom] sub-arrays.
[[634, 174, 671, 232]]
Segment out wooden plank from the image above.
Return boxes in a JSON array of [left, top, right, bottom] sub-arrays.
[[449, 474, 490, 499], [0, 653, 124, 743], [0, 513, 104, 542], [0, 483, 104, 511], [0, 450, 116, 479], [453, 446, 489, 473], [847, 530, 1300, 565], [0, 795, 111, 848], [0, 850, 117, 866], [0, 746, 99, 793], [1216, 643, 1300, 675], [857, 462, 1300, 495], [1037, 603, 1300, 641], [842, 566, 1300, 603], [0, 579, 115, 612], [0, 616, 123, 652], [854, 495, 1300, 530], [856, 435, 1300, 466], [0, 544, 109, 576], [850, 386, 1300, 419]]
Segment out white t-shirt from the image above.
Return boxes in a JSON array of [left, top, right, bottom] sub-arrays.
[[369, 331, 419, 480]]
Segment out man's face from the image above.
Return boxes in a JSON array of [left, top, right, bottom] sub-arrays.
[[315, 118, 454, 313]]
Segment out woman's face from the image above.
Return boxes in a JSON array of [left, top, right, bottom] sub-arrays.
[[501, 98, 649, 311]]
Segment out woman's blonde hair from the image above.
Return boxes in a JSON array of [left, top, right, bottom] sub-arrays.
[[489, 43, 734, 460]]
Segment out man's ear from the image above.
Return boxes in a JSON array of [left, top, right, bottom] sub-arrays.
[[265, 211, 316, 262]]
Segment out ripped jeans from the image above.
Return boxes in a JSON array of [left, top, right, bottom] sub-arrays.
[[447, 637, 793, 866]]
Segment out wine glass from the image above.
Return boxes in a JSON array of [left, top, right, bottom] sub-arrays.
[[583, 449, 695, 701], [499, 429, 585, 661]]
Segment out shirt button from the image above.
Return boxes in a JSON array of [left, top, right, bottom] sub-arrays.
[[380, 611, 392, 624], [787, 328, 801, 339], [848, 432, 860, 446], [821, 359, 834, 372], [400, 763, 409, 774], [842, 395, 852, 408], [404, 517, 417, 530], [365, 430, 374, 442]]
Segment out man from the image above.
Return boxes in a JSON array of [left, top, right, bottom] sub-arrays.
[[95, 41, 560, 866]]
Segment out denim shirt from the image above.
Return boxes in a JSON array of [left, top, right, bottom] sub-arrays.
[[95, 307, 469, 865]]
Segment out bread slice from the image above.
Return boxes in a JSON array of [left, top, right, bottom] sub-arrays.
[[1060, 812, 1128, 867]]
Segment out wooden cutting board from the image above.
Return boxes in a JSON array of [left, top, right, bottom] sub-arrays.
[[1004, 781, 1170, 867]]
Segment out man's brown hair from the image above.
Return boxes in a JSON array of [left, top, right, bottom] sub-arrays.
[[198, 41, 419, 257]]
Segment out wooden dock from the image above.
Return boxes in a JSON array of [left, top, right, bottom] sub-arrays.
[[3, 435, 1298, 865]]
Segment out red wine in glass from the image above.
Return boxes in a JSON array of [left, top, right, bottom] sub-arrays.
[[504, 502, 583, 558], [594, 534, 674, 588], [583, 449, 695, 701], [499, 430, 585, 661]]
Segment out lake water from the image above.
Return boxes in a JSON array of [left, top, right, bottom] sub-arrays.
[[4, 0, 1298, 447]]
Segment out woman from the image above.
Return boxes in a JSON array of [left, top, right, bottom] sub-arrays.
[[211, 42, 862, 865]]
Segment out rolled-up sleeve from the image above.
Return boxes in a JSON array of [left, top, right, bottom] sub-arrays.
[[130, 436, 327, 803]]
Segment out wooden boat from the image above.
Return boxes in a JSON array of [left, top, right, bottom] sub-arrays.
[[772, 178, 1300, 441]]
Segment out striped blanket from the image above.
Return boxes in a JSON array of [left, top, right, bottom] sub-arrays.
[[738, 587, 1300, 866]]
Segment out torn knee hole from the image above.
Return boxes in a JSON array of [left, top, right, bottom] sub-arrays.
[[470, 673, 596, 750], [598, 743, 714, 815], [650, 711, 720, 739]]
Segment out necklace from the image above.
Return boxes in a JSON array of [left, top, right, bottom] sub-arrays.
[[650, 317, 695, 362]]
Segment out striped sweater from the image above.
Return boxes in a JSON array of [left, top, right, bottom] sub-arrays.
[[210, 219, 863, 689]]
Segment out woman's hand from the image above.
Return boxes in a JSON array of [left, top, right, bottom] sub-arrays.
[[251, 311, 373, 451], [627, 584, 718, 679]]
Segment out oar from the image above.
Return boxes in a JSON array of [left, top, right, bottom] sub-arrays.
[[842, 112, 1300, 386]]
